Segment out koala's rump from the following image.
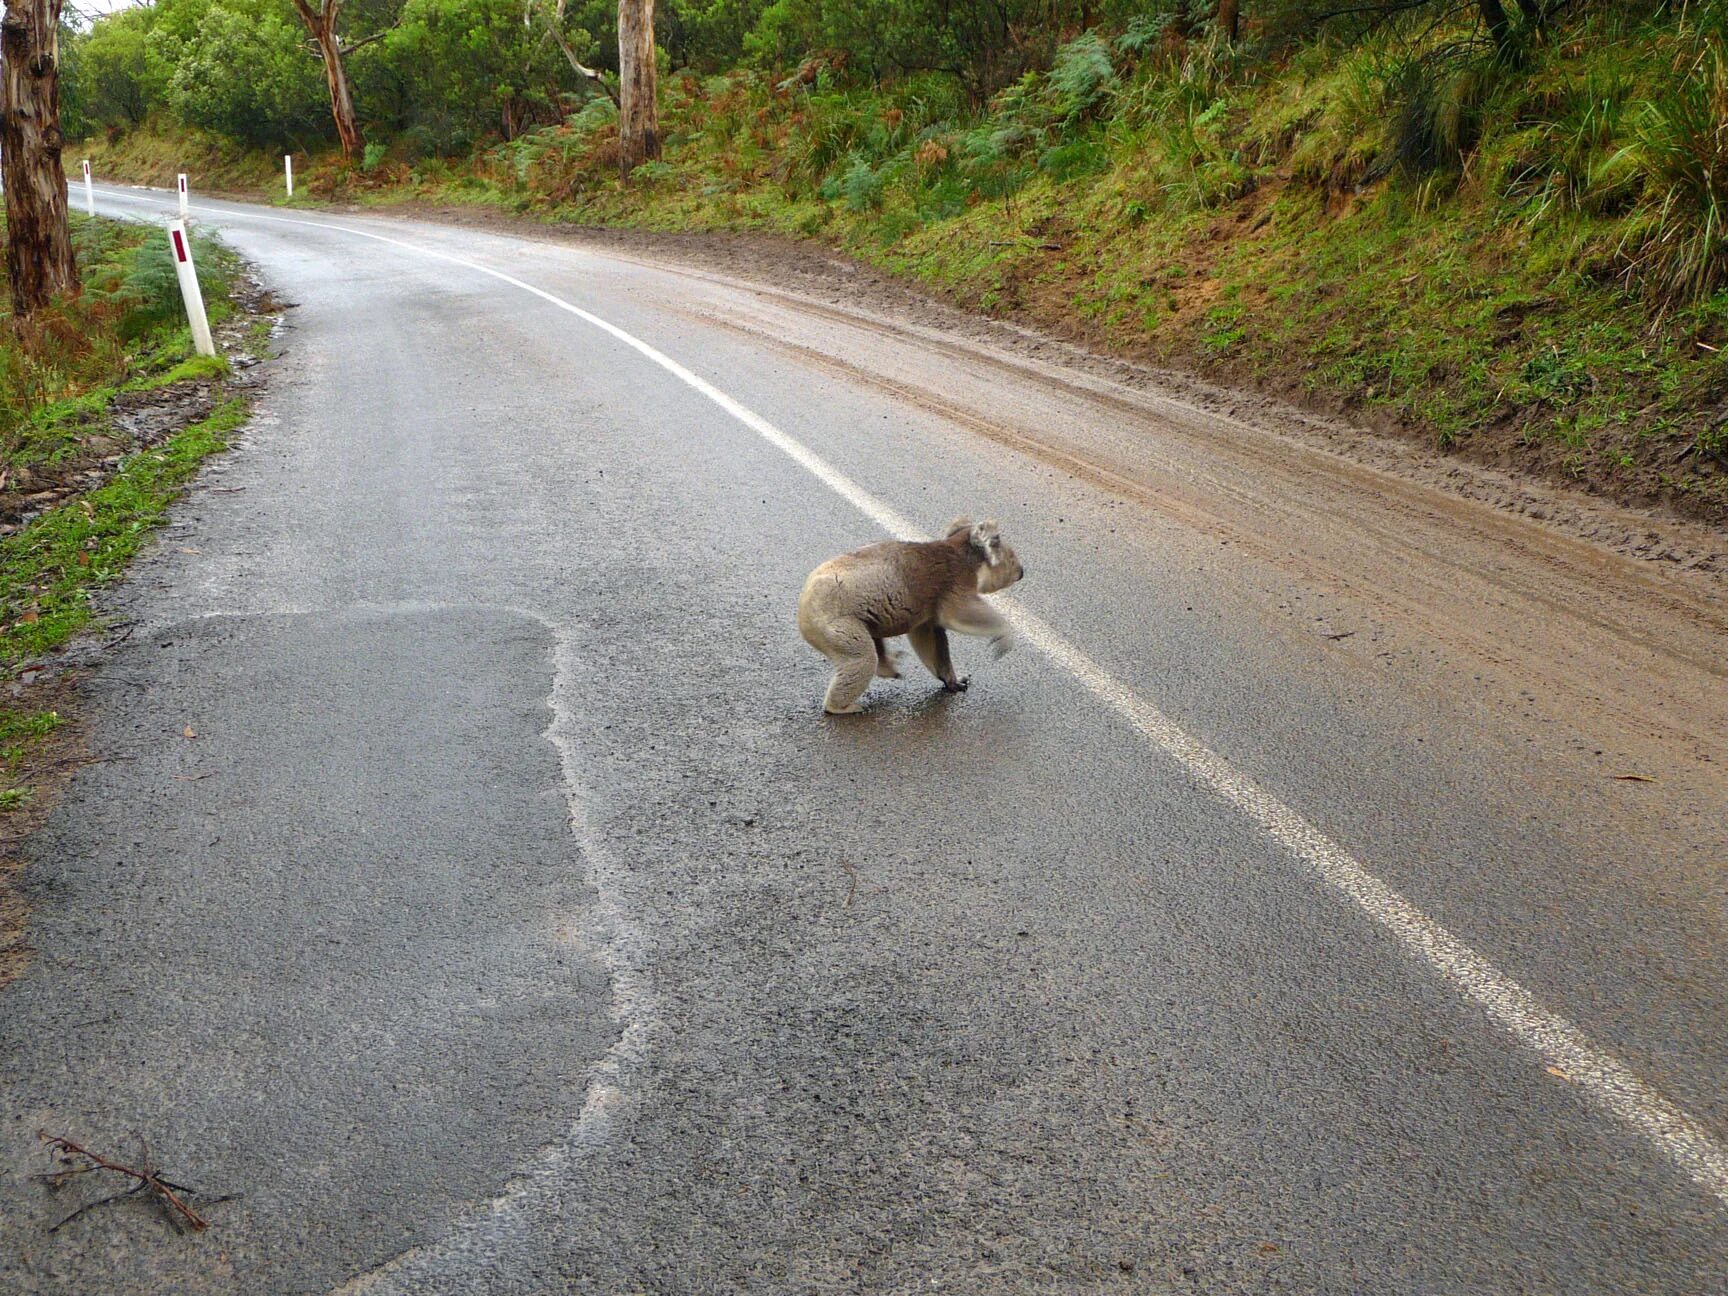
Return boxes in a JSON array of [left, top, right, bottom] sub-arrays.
[[798, 541, 947, 644]]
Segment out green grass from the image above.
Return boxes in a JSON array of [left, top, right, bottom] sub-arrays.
[[0, 709, 61, 744], [3, 214, 250, 676], [81, 8, 1728, 523], [82, 120, 287, 198], [4, 216, 237, 466], [0, 400, 245, 672]]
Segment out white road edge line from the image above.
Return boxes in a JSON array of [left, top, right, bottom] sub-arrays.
[[102, 185, 1728, 1210]]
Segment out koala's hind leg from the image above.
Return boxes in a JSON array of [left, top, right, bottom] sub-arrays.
[[908, 623, 965, 692], [819, 621, 879, 715], [872, 637, 902, 679]]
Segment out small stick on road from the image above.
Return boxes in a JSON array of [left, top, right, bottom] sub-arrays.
[[840, 858, 858, 906], [34, 1130, 220, 1234]]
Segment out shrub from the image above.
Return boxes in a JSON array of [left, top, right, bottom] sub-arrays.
[[1603, 40, 1728, 305], [1049, 32, 1115, 124], [839, 154, 884, 211]]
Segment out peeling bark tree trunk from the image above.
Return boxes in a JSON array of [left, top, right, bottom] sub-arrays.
[[1218, 0, 1240, 43], [290, 0, 364, 160], [617, 0, 659, 175], [1, 0, 79, 314]]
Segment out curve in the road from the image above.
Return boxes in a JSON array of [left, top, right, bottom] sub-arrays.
[[95, 183, 1728, 1214]]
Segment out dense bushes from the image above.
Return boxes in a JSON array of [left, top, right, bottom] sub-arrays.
[[63, 0, 596, 154], [62, 0, 1728, 516], [63, 0, 1728, 313]]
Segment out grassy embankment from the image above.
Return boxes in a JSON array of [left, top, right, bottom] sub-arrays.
[[86, 9, 1728, 525], [0, 215, 250, 820]]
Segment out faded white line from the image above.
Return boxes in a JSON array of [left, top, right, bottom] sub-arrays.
[[97, 184, 1728, 1210]]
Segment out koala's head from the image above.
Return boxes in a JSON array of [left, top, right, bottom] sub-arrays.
[[957, 518, 1024, 594]]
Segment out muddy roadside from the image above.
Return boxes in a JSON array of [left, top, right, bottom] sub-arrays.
[[342, 202, 1727, 581]]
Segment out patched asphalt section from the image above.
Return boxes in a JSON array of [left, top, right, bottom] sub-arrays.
[[15, 185, 1726, 1294], [0, 607, 613, 1293]]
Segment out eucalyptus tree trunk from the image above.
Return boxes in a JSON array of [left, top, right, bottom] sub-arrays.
[[1218, 0, 1240, 43], [290, 0, 364, 160], [617, 0, 660, 174], [1, 0, 79, 314]]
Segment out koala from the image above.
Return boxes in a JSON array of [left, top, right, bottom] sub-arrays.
[[797, 517, 1026, 715]]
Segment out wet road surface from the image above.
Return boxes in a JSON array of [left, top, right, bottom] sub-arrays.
[[1, 185, 1726, 1293]]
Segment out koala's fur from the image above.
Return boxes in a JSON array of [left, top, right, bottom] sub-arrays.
[[797, 517, 1025, 714]]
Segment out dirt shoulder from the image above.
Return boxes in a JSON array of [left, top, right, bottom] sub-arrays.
[[355, 201, 1726, 580], [0, 266, 279, 993]]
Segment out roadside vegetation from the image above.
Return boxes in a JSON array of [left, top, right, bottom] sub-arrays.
[[61, 0, 1728, 525], [0, 214, 249, 824]]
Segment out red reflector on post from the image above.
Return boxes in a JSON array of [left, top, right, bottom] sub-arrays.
[[172, 229, 188, 263]]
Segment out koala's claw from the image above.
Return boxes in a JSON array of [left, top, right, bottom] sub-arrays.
[[943, 677, 970, 694]]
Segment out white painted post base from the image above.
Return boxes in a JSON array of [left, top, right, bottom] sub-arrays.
[[167, 220, 217, 358]]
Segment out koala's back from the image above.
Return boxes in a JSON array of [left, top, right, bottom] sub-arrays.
[[804, 538, 969, 639]]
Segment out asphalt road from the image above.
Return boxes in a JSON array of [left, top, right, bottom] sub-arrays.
[[1, 184, 1725, 1293]]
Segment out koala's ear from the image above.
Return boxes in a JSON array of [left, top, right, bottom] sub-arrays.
[[944, 516, 974, 538], [970, 520, 1002, 564]]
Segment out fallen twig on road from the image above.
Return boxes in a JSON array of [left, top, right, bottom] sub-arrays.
[[34, 1130, 230, 1234], [33, 754, 137, 771]]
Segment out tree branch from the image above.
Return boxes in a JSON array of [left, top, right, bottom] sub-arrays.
[[34, 1131, 214, 1234], [339, 20, 399, 56], [532, 0, 620, 108]]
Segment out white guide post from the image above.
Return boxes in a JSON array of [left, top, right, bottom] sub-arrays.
[[81, 160, 94, 216], [178, 173, 189, 219], [284, 154, 294, 197], [167, 221, 216, 358]]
